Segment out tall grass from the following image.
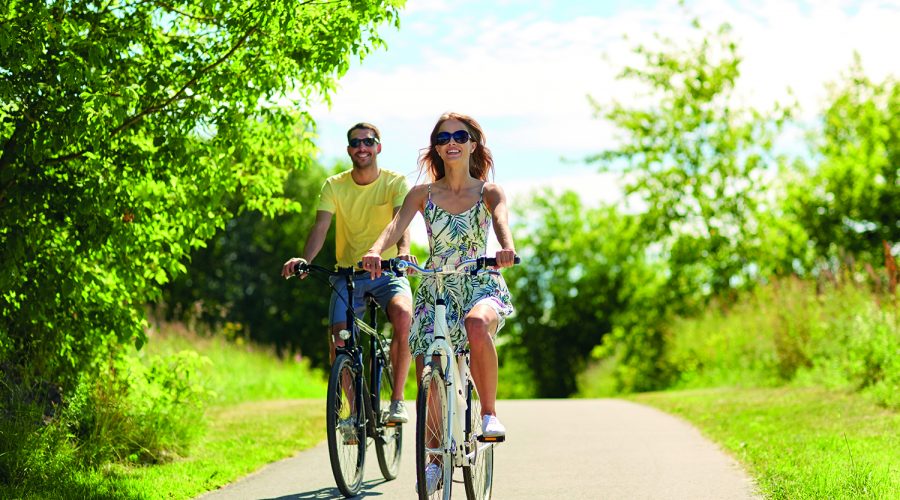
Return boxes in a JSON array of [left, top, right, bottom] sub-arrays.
[[141, 321, 328, 405], [661, 276, 899, 408]]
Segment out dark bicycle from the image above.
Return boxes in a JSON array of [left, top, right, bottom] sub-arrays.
[[293, 260, 405, 497]]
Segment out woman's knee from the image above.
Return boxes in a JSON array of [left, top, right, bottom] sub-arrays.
[[465, 314, 493, 345]]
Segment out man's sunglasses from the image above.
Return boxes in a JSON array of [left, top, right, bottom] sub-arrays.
[[434, 130, 472, 146], [349, 137, 379, 148]]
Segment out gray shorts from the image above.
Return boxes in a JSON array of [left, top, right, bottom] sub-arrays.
[[328, 273, 412, 326]]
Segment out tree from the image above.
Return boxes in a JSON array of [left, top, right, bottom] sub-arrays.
[[505, 191, 669, 396], [785, 56, 900, 268], [587, 18, 793, 301], [0, 0, 402, 429]]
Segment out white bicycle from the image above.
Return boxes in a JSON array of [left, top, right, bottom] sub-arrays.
[[390, 255, 518, 500]]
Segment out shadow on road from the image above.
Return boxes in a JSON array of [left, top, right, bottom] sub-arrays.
[[263, 478, 392, 499]]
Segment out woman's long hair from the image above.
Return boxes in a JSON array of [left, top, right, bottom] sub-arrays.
[[418, 112, 494, 182]]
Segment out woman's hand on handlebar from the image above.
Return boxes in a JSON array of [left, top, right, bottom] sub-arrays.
[[282, 257, 308, 279], [493, 249, 517, 269]]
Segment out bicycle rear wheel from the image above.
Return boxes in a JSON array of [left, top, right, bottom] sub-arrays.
[[416, 361, 452, 500], [463, 376, 493, 499], [326, 354, 366, 497], [373, 352, 402, 480]]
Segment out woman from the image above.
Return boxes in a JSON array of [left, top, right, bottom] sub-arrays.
[[361, 112, 516, 441]]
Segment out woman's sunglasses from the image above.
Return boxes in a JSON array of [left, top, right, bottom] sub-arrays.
[[434, 130, 472, 146], [348, 137, 379, 148]]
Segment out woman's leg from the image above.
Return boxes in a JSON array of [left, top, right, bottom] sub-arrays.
[[464, 304, 500, 416]]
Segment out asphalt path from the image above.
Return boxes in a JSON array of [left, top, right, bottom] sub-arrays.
[[197, 399, 760, 499]]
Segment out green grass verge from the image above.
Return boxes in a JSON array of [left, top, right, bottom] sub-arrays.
[[106, 399, 325, 499], [633, 386, 900, 499]]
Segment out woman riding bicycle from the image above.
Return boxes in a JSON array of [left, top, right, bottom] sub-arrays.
[[362, 112, 516, 442]]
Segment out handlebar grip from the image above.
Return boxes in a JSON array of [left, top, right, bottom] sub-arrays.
[[482, 256, 521, 267], [292, 261, 309, 275]]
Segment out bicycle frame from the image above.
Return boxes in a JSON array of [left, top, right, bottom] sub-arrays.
[[331, 269, 400, 443], [394, 258, 514, 477], [292, 262, 404, 496]]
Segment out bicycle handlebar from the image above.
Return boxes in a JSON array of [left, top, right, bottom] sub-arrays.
[[365, 255, 520, 276]]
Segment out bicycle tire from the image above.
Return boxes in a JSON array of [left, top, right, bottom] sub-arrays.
[[463, 375, 493, 499], [326, 354, 366, 497], [373, 350, 402, 480], [416, 362, 452, 500]]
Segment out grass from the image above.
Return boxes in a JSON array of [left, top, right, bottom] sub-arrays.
[[106, 399, 324, 499], [633, 386, 900, 499]]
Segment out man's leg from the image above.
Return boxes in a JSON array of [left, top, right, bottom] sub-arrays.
[[386, 294, 412, 400], [385, 294, 412, 422]]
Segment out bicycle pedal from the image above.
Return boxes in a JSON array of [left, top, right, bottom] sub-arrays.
[[384, 421, 399, 427], [477, 434, 505, 443]]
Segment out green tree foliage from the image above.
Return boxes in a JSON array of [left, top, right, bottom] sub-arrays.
[[785, 56, 900, 267], [588, 19, 793, 301], [506, 191, 669, 396], [157, 161, 337, 369], [0, 0, 403, 465]]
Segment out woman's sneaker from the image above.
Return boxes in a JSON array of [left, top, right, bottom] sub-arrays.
[[481, 414, 506, 439], [415, 462, 443, 495]]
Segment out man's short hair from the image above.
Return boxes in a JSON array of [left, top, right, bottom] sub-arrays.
[[347, 122, 381, 142]]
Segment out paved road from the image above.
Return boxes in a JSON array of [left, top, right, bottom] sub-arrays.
[[198, 399, 759, 499]]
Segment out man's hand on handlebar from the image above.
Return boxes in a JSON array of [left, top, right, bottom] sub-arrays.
[[361, 251, 383, 280], [282, 257, 308, 279]]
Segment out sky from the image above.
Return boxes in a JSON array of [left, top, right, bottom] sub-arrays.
[[306, 0, 900, 247]]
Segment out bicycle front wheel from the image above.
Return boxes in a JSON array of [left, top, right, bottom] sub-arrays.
[[374, 353, 402, 480], [463, 377, 493, 499], [416, 361, 452, 500], [326, 354, 366, 497]]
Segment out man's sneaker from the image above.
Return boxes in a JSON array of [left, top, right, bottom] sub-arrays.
[[481, 414, 506, 439], [388, 400, 409, 423], [338, 417, 358, 445], [415, 462, 443, 495]]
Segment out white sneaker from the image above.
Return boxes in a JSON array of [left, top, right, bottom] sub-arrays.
[[482, 414, 506, 438], [415, 462, 443, 495]]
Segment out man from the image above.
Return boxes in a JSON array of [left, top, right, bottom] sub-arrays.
[[282, 122, 414, 423]]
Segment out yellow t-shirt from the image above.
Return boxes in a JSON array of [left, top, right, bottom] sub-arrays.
[[318, 169, 409, 268]]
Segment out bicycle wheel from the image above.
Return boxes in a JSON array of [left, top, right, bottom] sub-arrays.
[[373, 350, 402, 480], [416, 361, 452, 500], [326, 353, 366, 497], [463, 375, 493, 499]]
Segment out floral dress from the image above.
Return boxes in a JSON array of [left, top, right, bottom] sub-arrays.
[[409, 183, 515, 356]]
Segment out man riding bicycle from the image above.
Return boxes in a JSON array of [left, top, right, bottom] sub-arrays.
[[282, 122, 416, 424]]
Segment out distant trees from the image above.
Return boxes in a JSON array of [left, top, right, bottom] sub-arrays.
[[157, 162, 339, 370], [505, 19, 897, 396]]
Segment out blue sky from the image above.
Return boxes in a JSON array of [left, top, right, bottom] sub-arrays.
[[306, 0, 900, 246]]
